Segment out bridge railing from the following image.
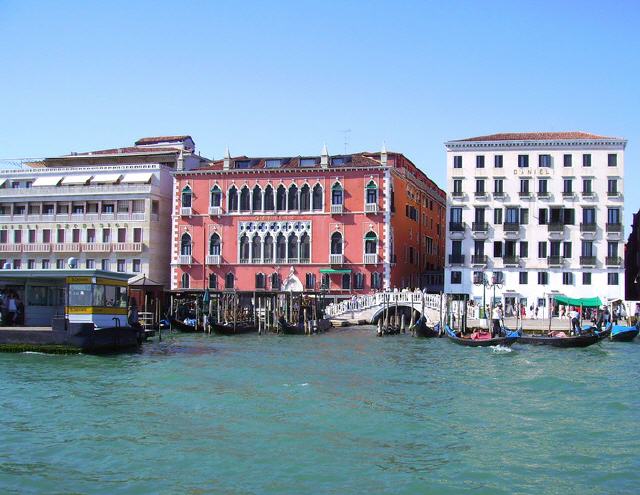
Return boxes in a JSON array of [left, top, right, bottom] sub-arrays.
[[324, 291, 443, 318]]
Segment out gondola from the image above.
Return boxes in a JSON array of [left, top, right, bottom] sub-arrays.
[[411, 315, 439, 338], [170, 317, 201, 333], [515, 324, 610, 348], [277, 319, 306, 335], [442, 323, 520, 347], [610, 323, 639, 342], [210, 321, 257, 335]]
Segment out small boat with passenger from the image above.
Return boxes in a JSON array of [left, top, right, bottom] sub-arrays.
[[610, 323, 639, 342], [515, 325, 610, 348], [442, 323, 520, 347]]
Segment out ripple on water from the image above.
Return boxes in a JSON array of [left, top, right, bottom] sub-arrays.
[[0, 330, 639, 494]]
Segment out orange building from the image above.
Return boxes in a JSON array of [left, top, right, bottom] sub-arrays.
[[171, 146, 445, 302]]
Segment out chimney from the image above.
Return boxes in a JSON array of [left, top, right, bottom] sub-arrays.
[[381, 142, 388, 166], [223, 146, 231, 170], [320, 143, 329, 168]]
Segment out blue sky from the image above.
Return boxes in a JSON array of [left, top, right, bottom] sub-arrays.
[[0, 0, 638, 225]]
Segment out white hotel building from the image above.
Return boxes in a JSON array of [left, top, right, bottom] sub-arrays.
[[0, 136, 206, 288], [444, 132, 626, 317]]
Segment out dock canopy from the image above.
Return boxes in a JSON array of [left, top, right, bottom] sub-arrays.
[[553, 295, 602, 308], [32, 176, 63, 187], [319, 269, 351, 274]]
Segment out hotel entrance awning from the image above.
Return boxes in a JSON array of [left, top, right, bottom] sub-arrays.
[[319, 269, 351, 274]]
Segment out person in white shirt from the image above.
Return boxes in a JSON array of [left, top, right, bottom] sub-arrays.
[[569, 307, 580, 334], [491, 304, 502, 338]]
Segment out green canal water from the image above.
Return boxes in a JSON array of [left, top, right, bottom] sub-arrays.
[[1, 327, 639, 494]]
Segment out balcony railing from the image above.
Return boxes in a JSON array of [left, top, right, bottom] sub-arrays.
[[579, 256, 597, 266], [474, 191, 488, 198], [607, 190, 620, 197], [330, 254, 344, 265], [0, 244, 21, 252], [448, 254, 465, 265], [537, 191, 550, 198], [179, 255, 192, 265], [451, 191, 464, 198], [518, 191, 531, 198], [181, 207, 192, 216], [449, 222, 466, 232], [547, 256, 564, 266], [493, 191, 505, 198], [580, 223, 597, 233], [206, 254, 221, 265], [0, 183, 152, 197], [365, 203, 378, 213], [113, 242, 143, 252], [606, 223, 622, 233], [503, 256, 520, 266], [503, 222, 520, 232], [472, 222, 488, 232], [22, 243, 51, 252], [82, 243, 112, 252], [548, 223, 564, 233], [331, 204, 343, 214], [0, 212, 147, 223], [562, 191, 574, 198], [582, 190, 595, 198], [209, 206, 222, 216], [52, 243, 80, 252], [299, 258, 310, 264], [363, 253, 378, 264], [606, 256, 622, 266], [471, 255, 488, 265]]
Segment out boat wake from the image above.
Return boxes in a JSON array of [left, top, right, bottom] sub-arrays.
[[491, 345, 513, 354]]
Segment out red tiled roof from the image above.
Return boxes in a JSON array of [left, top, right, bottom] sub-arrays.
[[453, 132, 620, 142], [135, 135, 191, 146]]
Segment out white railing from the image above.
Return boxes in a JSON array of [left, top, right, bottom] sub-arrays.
[[0, 184, 152, 197], [82, 243, 112, 252], [0, 244, 21, 252], [181, 207, 192, 216], [52, 243, 80, 252], [365, 203, 378, 213], [179, 255, 192, 265], [363, 254, 378, 264], [209, 206, 222, 216], [324, 291, 443, 318], [23, 243, 51, 253], [113, 242, 143, 252], [330, 254, 344, 264], [331, 204, 343, 214], [206, 254, 221, 265]]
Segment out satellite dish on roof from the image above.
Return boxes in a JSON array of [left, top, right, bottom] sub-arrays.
[[67, 257, 77, 269]]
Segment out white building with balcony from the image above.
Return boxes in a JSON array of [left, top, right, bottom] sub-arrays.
[[0, 135, 207, 288], [444, 132, 626, 318]]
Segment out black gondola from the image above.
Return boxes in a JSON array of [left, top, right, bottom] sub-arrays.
[[210, 321, 257, 335], [443, 323, 520, 347], [170, 317, 201, 333], [610, 324, 639, 342], [411, 316, 439, 338], [514, 325, 610, 348]]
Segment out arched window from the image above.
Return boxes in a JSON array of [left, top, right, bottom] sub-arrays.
[[312, 184, 323, 211], [263, 233, 274, 262], [288, 184, 299, 210], [271, 272, 281, 291], [239, 234, 250, 262], [300, 184, 310, 211], [251, 234, 261, 263], [225, 273, 234, 289], [210, 186, 222, 207], [181, 186, 192, 208], [180, 233, 192, 255], [276, 233, 286, 262], [331, 182, 343, 205], [288, 233, 298, 262], [354, 272, 365, 290], [209, 233, 221, 255], [371, 272, 382, 289], [366, 181, 378, 205], [181, 272, 190, 288], [341, 273, 351, 290], [300, 232, 310, 262], [255, 273, 266, 289], [252, 185, 262, 211], [240, 186, 250, 212], [330, 232, 343, 254], [264, 185, 275, 211], [276, 185, 287, 211], [305, 273, 316, 290], [364, 231, 378, 254], [228, 186, 238, 211], [208, 273, 217, 289]]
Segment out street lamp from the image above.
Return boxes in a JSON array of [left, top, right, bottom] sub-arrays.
[[473, 272, 490, 326]]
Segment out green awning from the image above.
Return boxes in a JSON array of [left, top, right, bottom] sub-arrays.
[[366, 182, 377, 189], [552, 295, 602, 308], [319, 269, 352, 274], [364, 234, 377, 240]]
